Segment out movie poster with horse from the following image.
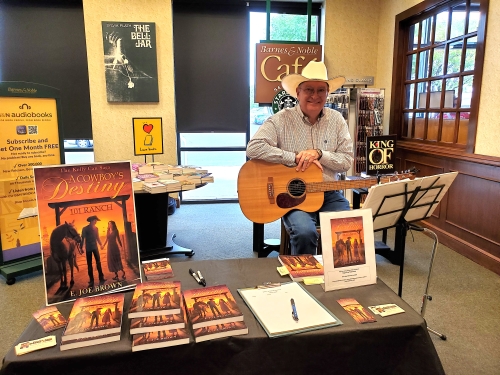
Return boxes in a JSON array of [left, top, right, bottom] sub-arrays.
[[33, 161, 142, 306]]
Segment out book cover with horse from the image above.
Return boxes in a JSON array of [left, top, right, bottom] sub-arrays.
[[33, 161, 141, 306]]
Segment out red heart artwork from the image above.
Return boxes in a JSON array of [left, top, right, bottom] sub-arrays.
[[143, 124, 154, 134]]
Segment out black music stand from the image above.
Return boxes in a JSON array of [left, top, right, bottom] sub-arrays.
[[362, 172, 457, 296], [362, 172, 457, 340]]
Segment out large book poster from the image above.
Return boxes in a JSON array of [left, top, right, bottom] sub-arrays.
[[33, 161, 141, 306], [0, 95, 62, 262], [102, 21, 159, 102]]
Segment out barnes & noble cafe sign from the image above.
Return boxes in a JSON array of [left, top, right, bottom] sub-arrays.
[[255, 43, 322, 104]]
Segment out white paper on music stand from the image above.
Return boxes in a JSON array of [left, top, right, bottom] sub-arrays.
[[362, 179, 421, 231], [404, 172, 458, 222], [319, 209, 377, 292], [237, 282, 341, 338]]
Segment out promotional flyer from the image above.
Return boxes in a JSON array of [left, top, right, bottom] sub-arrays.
[[33, 161, 141, 305], [0, 96, 61, 262]]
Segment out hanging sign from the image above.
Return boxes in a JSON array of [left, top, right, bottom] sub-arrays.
[[255, 43, 322, 104]]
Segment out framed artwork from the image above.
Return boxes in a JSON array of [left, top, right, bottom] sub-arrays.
[[319, 209, 377, 291], [132, 118, 163, 155], [102, 21, 159, 102]]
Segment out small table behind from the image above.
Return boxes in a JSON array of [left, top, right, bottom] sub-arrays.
[[1, 258, 444, 375], [133, 185, 206, 260]]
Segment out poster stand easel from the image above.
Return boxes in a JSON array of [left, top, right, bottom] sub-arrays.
[[362, 172, 457, 339]]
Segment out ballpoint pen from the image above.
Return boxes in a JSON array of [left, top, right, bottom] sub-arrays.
[[197, 270, 206, 287], [189, 268, 202, 285], [291, 298, 299, 322]]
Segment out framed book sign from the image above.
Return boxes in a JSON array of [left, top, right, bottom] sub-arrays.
[[132, 117, 163, 155], [102, 22, 159, 102], [319, 209, 377, 291]]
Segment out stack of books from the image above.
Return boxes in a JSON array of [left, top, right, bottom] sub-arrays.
[[154, 171, 174, 180], [60, 293, 125, 351], [132, 178, 143, 191], [141, 258, 174, 281], [157, 179, 182, 192], [131, 162, 155, 174], [136, 173, 160, 183], [129, 281, 191, 351], [182, 285, 248, 343], [143, 181, 167, 194]]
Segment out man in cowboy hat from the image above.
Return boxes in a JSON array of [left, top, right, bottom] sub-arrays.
[[81, 215, 106, 287], [247, 61, 353, 255]]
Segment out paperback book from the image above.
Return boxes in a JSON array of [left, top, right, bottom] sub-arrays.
[[183, 285, 244, 329], [130, 312, 185, 334], [142, 258, 174, 281], [129, 281, 182, 318], [33, 161, 142, 306], [193, 320, 248, 343], [131, 328, 190, 352], [278, 254, 324, 282], [33, 306, 67, 332], [60, 332, 121, 351], [61, 293, 125, 342]]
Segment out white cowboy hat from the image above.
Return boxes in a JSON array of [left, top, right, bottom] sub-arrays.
[[281, 60, 345, 98]]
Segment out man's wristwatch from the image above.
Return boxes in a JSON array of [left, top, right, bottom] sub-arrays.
[[316, 149, 323, 160]]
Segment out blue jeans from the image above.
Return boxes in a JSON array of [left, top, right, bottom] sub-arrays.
[[283, 191, 350, 255]]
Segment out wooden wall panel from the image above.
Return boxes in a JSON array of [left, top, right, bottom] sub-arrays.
[[398, 146, 500, 275]]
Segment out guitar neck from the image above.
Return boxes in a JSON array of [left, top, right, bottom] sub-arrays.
[[306, 178, 379, 193]]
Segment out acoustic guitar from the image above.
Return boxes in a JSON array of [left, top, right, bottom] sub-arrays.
[[237, 159, 415, 224]]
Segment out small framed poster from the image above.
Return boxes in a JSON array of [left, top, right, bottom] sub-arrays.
[[133, 118, 163, 155], [319, 209, 377, 291]]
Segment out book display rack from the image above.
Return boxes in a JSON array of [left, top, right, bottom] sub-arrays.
[[354, 88, 385, 175]]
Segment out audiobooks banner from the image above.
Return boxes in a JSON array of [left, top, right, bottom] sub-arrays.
[[0, 94, 61, 262], [33, 161, 142, 306]]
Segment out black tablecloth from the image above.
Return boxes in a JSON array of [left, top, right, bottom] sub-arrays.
[[1, 258, 445, 375]]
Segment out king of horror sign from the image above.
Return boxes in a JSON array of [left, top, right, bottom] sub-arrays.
[[365, 135, 397, 175], [255, 43, 322, 104]]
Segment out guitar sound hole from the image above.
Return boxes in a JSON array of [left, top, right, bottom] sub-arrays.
[[288, 179, 306, 197]]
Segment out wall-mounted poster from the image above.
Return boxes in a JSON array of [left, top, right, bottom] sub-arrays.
[[33, 161, 142, 305], [132, 118, 163, 155], [102, 21, 159, 102], [0, 82, 64, 264]]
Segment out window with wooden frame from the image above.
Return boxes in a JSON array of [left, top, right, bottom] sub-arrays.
[[390, 0, 488, 153]]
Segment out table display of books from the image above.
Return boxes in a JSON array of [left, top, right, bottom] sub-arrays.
[[182, 285, 248, 343], [131, 163, 214, 194]]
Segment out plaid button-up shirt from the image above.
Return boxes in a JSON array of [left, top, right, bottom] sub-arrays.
[[247, 105, 353, 182]]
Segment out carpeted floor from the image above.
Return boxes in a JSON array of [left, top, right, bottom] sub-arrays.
[[1, 202, 499, 374]]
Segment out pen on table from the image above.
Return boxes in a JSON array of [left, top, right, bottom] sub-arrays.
[[291, 298, 299, 322], [189, 268, 202, 285], [197, 270, 206, 287]]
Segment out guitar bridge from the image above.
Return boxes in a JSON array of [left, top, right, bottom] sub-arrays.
[[267, 177, 275, 204]]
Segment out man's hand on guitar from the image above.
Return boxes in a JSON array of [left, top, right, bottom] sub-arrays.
[[295, 150, 323, 172]]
